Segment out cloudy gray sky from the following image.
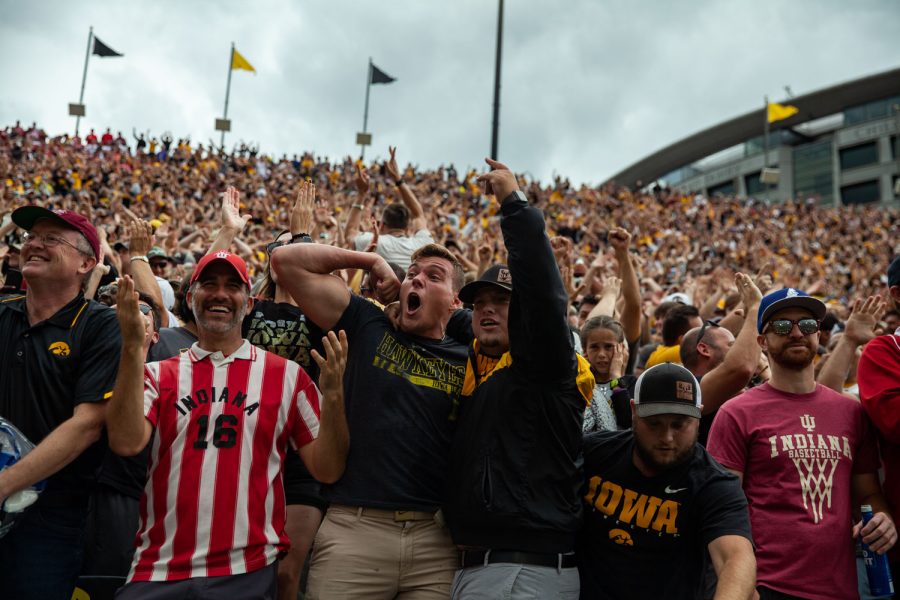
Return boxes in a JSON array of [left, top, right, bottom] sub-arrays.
[[2, 0, 898, 185]]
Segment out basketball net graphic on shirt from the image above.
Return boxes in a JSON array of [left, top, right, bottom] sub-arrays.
[[792, 456, 839, 523], [768, 414, 852, 524]]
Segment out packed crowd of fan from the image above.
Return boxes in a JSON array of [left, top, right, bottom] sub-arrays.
[[2, 122, 896, 310]]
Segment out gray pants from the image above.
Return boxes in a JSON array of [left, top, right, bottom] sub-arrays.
[[451, 564, 579, 599], [115, 562, 277, 600]]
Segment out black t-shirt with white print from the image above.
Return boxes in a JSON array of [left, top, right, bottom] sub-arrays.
[[242, 299, 324, 380]]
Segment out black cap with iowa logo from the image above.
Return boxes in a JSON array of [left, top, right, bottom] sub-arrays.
[[458, 264, 513, 304], [634, 362, 702, 419]]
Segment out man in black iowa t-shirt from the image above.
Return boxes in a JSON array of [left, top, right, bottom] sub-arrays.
[[271, 181, 467, 600], [577, 363, 755, 600]]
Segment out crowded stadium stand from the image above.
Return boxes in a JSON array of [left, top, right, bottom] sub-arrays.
[[1, 120, 896, 307]]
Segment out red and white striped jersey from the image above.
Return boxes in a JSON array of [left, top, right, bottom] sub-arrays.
[[128, 340, 321, 582]]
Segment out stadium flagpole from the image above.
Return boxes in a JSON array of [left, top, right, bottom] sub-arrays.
[[220, 43, 235, 151], [763, 95, 770, 201], [360, 58, 372, 160], [490, 0, 504, 160], [75, 26, 93, 138]]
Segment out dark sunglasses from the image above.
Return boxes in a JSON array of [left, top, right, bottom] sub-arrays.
[[138, 303, 153, 315], [765, 318, 820, 336], [697, 319, 720, 344]]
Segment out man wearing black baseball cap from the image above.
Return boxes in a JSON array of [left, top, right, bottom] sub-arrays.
[[443, 159, 594, 598], [577, 362, 755, 599], [708, 288, 896, 599], [859, 255, 900, 579], [0, 205, 121, 599]]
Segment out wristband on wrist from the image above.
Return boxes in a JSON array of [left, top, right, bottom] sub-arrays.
[[501, 190, 528, 205], [130, 255, 149, 263], [351, 204, 364, 210], [290, 233, 313, 244]]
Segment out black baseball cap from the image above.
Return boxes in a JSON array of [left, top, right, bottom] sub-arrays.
[[458, 264, 513, 304], [634, 362, 702, 419]]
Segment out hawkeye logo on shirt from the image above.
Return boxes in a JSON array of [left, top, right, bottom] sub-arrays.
[[49, 341, 71, 357], [584, 475, 680, 540], [373, 332, 464, 395], [609, 529, 634, 545]]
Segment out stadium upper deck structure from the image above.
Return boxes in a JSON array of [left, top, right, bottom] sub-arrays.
[[605, 67, 900, 206]]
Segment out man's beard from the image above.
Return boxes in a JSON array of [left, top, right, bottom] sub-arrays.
[[768, 341, 816, 371], [633, 429, 697, 474], [192, 296, 247, 334]]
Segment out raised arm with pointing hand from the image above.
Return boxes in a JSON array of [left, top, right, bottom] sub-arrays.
[[476, 157, 519, 201]]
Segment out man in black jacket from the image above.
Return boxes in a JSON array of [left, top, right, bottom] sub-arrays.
[[444, 159, 593, 598]]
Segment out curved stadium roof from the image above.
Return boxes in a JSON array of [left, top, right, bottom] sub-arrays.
[[604, 66, 900, 189]]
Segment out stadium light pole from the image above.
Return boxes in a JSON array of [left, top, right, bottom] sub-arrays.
[[360, 58, 372, 160], [490, 0, 504, 161], [763, 95, 770, 202]]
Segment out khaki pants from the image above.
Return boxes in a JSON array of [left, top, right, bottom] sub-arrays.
[[305, 504, 457, 599]]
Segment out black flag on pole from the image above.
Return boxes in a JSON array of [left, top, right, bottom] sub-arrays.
[[370, 63, 395, 84], [92, 36, 123, 57]]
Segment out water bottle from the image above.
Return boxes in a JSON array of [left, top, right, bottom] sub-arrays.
[[861, 504, 895, 596]]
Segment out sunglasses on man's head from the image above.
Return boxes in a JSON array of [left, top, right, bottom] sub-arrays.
[[138, 303, 153, 315], [765, 318, 820, 336], [697, 319, 720, 344]]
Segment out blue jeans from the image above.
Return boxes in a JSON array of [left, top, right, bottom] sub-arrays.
[[0, 500, 87, 600]]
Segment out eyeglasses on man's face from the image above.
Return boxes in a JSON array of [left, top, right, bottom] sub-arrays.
[[22, 231, 88, 255]]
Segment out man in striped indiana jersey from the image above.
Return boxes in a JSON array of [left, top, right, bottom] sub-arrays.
[[107, 251, 350, 599]]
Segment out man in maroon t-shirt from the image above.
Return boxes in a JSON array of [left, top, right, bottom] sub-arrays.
[[708, 288, 896, 600]]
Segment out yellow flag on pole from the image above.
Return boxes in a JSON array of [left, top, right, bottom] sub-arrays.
[[231, 48, 256, 73], [767, 102, 798, 123]]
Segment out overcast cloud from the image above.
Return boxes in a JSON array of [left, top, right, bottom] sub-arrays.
[[1, 0, 898, 184]]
